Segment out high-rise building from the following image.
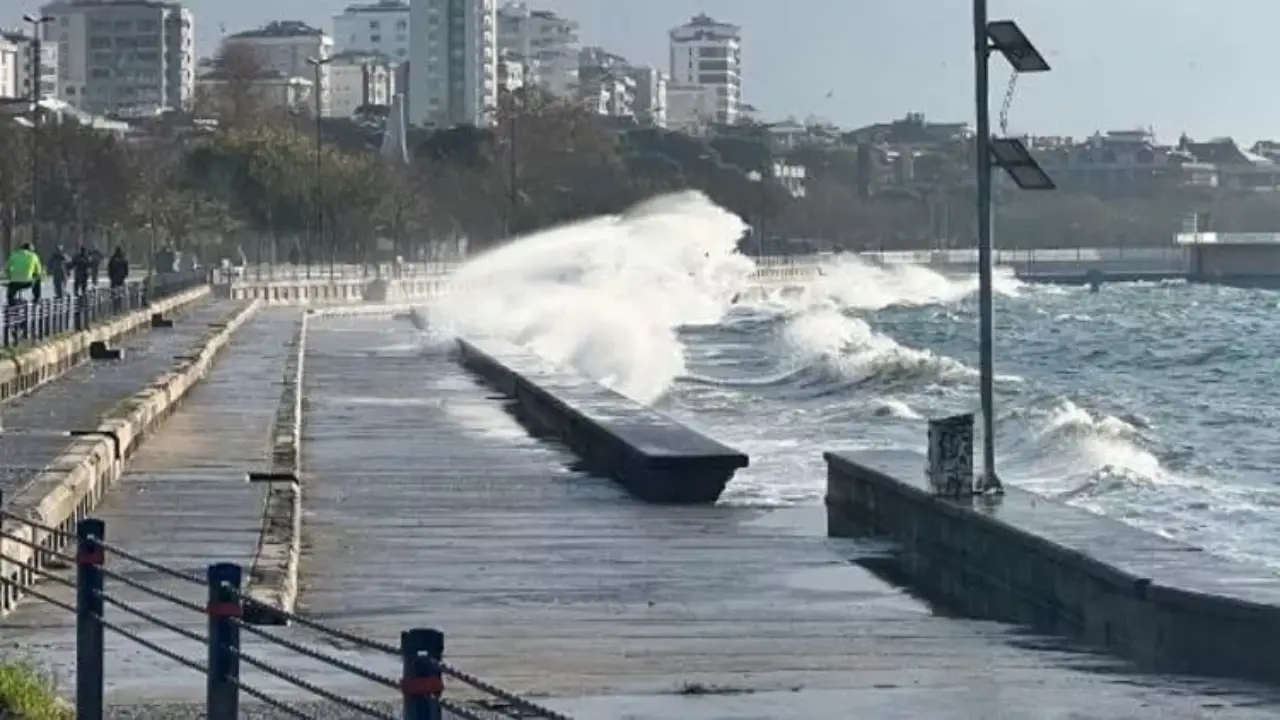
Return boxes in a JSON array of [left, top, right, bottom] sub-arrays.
[[0, 30, 59, 102], [222, 21, 333, 115], [327, 50, 395, 117], [38, 0, 191, 116], [333, 0, 411, 63], [408, 0, 496, 127], [496, 2, 576, 97], [668, 13, 741, 126]]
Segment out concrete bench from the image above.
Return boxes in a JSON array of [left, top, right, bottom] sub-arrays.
[[457, 338, 748, 504], [825, 448, 1280, 684]]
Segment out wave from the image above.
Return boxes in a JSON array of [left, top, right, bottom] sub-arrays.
[[428, 191, 752, 403]]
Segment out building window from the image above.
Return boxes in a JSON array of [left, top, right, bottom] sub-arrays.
[[396, 19, 408, 30], [369, 20, 381, 30], [371, 35, 382, 43]]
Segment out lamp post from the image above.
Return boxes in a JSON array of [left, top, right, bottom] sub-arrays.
[[23, 14, 53, 251], [746, 170, 764, 257], [306, 56, 334, 279], [972, 0, 1054, 493]]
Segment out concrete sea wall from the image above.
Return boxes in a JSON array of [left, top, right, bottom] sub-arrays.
[[825, 449, 1280, 684], [0, 301, 261, 613], [457, 337, 748, 504]]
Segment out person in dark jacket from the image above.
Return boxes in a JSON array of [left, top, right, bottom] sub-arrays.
[[47, 245, 70, 299], [71, 246, 91, 296], [88, 246, 102, 286], [107, 247, 129, 312]]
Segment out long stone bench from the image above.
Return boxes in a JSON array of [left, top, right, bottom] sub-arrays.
[[825, 448, 1280, 684], [457, 337, 748, 504]]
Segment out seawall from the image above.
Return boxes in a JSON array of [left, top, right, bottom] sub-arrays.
[[825, 449, 1280, 684], [0, 285, 210, 402], [0, 300, 260, 613], [456, 337, 748, 503]]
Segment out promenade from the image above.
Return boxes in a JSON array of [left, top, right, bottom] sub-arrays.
[[0, 272, 1276, 718]]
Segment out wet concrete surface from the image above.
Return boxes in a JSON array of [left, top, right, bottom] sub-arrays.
[[0, 309, 309, 703], [262, 316, 1280, 718], [0, 299, 244, 503]]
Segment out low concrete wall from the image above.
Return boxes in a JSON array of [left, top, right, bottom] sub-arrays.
[[0, 300, 260, 614], [825, 449, 1280, 684], [457, 337, 748, 504], [244, 312, 306, 624], [0, 285, 211, 402]]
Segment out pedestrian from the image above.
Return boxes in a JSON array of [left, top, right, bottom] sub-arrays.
[[107, 246, 129, 313], [71, 246, 91, 297], [88, 246, 102, 286], [47, 244, 69, 299], [4, 243, 42, 306]]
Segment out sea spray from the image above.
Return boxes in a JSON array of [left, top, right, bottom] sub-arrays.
[[429, 191, 753, 403]]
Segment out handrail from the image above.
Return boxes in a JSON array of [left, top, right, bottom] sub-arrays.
[[1, 269, 208, 348], [0, 507, 572, 720]]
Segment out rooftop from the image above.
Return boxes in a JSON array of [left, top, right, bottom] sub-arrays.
[[227, 21, 326, 40], [339, 0, 408, 14]]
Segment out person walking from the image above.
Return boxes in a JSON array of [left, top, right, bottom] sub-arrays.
[[5, 243, 43, 306], [107, 246, 129, 313], [88, 246, 102, 286], [47, 245, 69, 299], [71, 246, 91, 297]]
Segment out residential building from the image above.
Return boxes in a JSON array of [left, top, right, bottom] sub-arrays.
[[1, 30, 59, 104], [665, 83, 715, 135], [333, 0, 411, 62], [1028, 129, 1220, 198], [328, 50, 395, 117], [408, 0, 497, 127], [223, 21, 332, 115], [194, 67, 312, 115], [497, 2, 577, 97], [628, 65, 666, 128], [0, 35, 18, 99], [39, 0, 192, 116], [497, 47, 523, 93], [577, 64, 633, 119], [668, 13, 741, 125]]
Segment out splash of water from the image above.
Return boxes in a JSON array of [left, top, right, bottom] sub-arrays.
[[430, 191, 753, 403]]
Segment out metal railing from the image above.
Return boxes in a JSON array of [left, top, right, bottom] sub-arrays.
[[0, 510, 571, 720], [217, 263, 461, 285], [1, 269, 208, 348]]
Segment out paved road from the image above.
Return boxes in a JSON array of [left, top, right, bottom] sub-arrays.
[[278, 315, 1280, 718], [0, 309, 306, 704], [0, 299, 243, 504]]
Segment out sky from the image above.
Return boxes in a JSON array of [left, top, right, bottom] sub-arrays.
[[5, 0, 1276, 143]]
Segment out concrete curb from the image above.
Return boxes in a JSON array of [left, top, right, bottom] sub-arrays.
[[0, 300, 261, 615], [244, 312, 306, 624], [0, 285, 211, 403]]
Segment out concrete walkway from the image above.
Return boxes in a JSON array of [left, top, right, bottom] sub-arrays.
[[0, 309, 300, 703], [0, 299, 243, 503], [283, 316, 1280, 718]]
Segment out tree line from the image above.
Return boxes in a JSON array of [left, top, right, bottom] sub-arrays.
[[2, 74, 1278, 263]]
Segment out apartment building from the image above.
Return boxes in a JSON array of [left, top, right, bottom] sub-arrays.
[[223, 21, 333, 115], [627, 65, 666, 128], [496, 2, 577, 97], [408, 0, 497, 127], [0, 30, 58, 102], [328, 50, 395, 116], [668, 13, 741, 125], [39, 0, 192, 116], [334, 0, 411, 62]]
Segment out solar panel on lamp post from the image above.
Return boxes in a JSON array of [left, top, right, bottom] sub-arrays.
[[972, 1, 1053, 494]]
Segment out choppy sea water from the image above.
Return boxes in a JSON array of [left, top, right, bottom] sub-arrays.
[[662, 278, 1280, 571]]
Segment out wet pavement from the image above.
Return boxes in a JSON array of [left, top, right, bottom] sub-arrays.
[[0, 299, 244, 504], [275, 316, 1280, 717], [0, 309, 303, 702]]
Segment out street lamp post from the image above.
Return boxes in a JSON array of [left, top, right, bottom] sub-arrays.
[[746, 170, 764, 257], [972, 0, 1054, 493], [306, 56, 333, 279], [23, 14, 53, 251]]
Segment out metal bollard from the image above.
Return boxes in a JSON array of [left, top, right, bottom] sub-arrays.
[[206, 563, 243, 720], [76, 518, 106, 720], [401, 628, 445, 720]]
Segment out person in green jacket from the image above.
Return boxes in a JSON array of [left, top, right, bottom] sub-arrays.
[[5, 243, 44, 306]]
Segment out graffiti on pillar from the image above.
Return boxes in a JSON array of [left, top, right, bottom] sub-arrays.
[[927, 413, 974, 497]]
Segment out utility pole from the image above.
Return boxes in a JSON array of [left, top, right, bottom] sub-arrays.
[[306, 56, 332, 278], [24, 14, 53, 250]]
